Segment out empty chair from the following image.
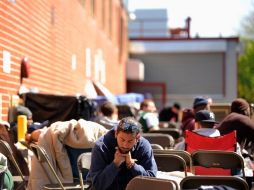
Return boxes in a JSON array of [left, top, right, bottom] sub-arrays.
[[77, 152, 92, 190], [150, 128, 181, 140], [153, 149, 193, 173], [151, 144, 164, 150], [143, 133, 175, 149], [0, 140, 28, 190], [154, 154, 187, 177], [180, 176, 249, 190], [30, 143, 86, 190], [65, 145, 92, 181], [126, 176, 179, 190], [191, 150, 246, 178]]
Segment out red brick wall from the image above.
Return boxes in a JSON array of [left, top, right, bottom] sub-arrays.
[[0, 0, 128, 121]]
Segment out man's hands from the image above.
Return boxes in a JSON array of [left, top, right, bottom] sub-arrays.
[[113, 147, 135, 169], [113, 147, 126, 167], [125, 151, 135, 169]]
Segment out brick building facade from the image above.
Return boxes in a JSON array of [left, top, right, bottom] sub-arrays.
[[0, 0, 128, 121]]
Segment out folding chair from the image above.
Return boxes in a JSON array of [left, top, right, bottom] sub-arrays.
[[77, 152, 92, 190], [151, 144, 164, 150], [150, 128, 181, 140], [191, 150, 246, 178], [180, 176, 249, 190], [30, 143, 85, 190], [154, 154, 188, 177], [0, 140, 28, 190], [185, 130, 237, 153], [126, 176, 179, 190], [143, 133, 175, 149], [153, 149, 193, 173], [185, 130, 237, 176]]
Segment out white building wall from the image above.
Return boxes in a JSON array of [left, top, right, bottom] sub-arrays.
[[129, 39, 239, 108]]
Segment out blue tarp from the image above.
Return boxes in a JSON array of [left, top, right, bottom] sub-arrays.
[[93, 93, 144, 105]]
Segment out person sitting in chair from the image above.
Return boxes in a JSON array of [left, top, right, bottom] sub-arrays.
[[175, 110, 219, 150], [87, 117, 157, 190]]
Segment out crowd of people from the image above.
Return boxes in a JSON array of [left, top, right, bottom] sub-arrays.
[[0, 96, 254, 190]]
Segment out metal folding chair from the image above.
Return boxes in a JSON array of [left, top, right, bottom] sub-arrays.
[[143, 133, 175, 149], [150, 128, 182, 140], [153, 149, 193, 173], [191, 150, 246, 178], [0, 140, 28, 190], [154, 154, 188, 177], [77, 152, 92, 190], [180, 176, 249, 190], [30, 143, 88, 190], [126, 176, 179, 190], [151, 143, 164, 150]]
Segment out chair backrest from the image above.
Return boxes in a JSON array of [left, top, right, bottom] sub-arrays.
[[185, 130, 237, 176], [151, 144, 164, 150], [150, 128, 181, 140], [154, 154, 187, 177], [30, 143, 65, 189], [143, 133, 175, 149], [180, 176, 249, 190], [65, 144, 92, 179], [0, 140, 26, 181], [191, 150, 246, 178], [185, 130, 237, 153], [77, 152, 92, 190], [126, 176, 178, 190], [153, 149, 192, 173]]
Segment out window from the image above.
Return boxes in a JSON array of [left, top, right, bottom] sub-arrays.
[[90, 0, 95, 17], [108, 0, 112, 38]]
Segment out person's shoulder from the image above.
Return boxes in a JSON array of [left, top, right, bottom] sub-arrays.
[[138, 136, 152, 149], [95, 128, 115, 146], [220, 112, 250, 124]]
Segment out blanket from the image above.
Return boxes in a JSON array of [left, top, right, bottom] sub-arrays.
[[27, 119, 108, 190]]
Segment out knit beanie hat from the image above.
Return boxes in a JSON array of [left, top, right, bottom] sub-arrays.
[[231, 98, 250, 115], [16, 105, 32, 118]]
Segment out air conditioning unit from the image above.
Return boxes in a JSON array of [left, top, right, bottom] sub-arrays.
[[127, 59, 144, 81]]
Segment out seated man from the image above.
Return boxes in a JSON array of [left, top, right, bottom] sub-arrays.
[[138, 99, 160, 133], [94, 101, 119, 129], [181, 96, 210, 132], [175, 110, 220, 150], [8, 104, 48, 144], [87, 117, 157, 190], [159, 102, 181, 122], [217, 98, 254, 150]]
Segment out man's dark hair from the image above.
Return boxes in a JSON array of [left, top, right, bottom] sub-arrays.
[[173, 102, 181, 110], [116, 117, 141, 135], [199, 122, 215, 128], [140, 99, 153, 110], [100, 101, 117, 117]]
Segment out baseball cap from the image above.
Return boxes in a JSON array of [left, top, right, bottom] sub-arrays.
[[193, 97, 208, 109], [195, 110, 217, 123]]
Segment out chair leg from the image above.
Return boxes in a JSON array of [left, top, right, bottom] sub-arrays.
[[15, 181, 27, 190]]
